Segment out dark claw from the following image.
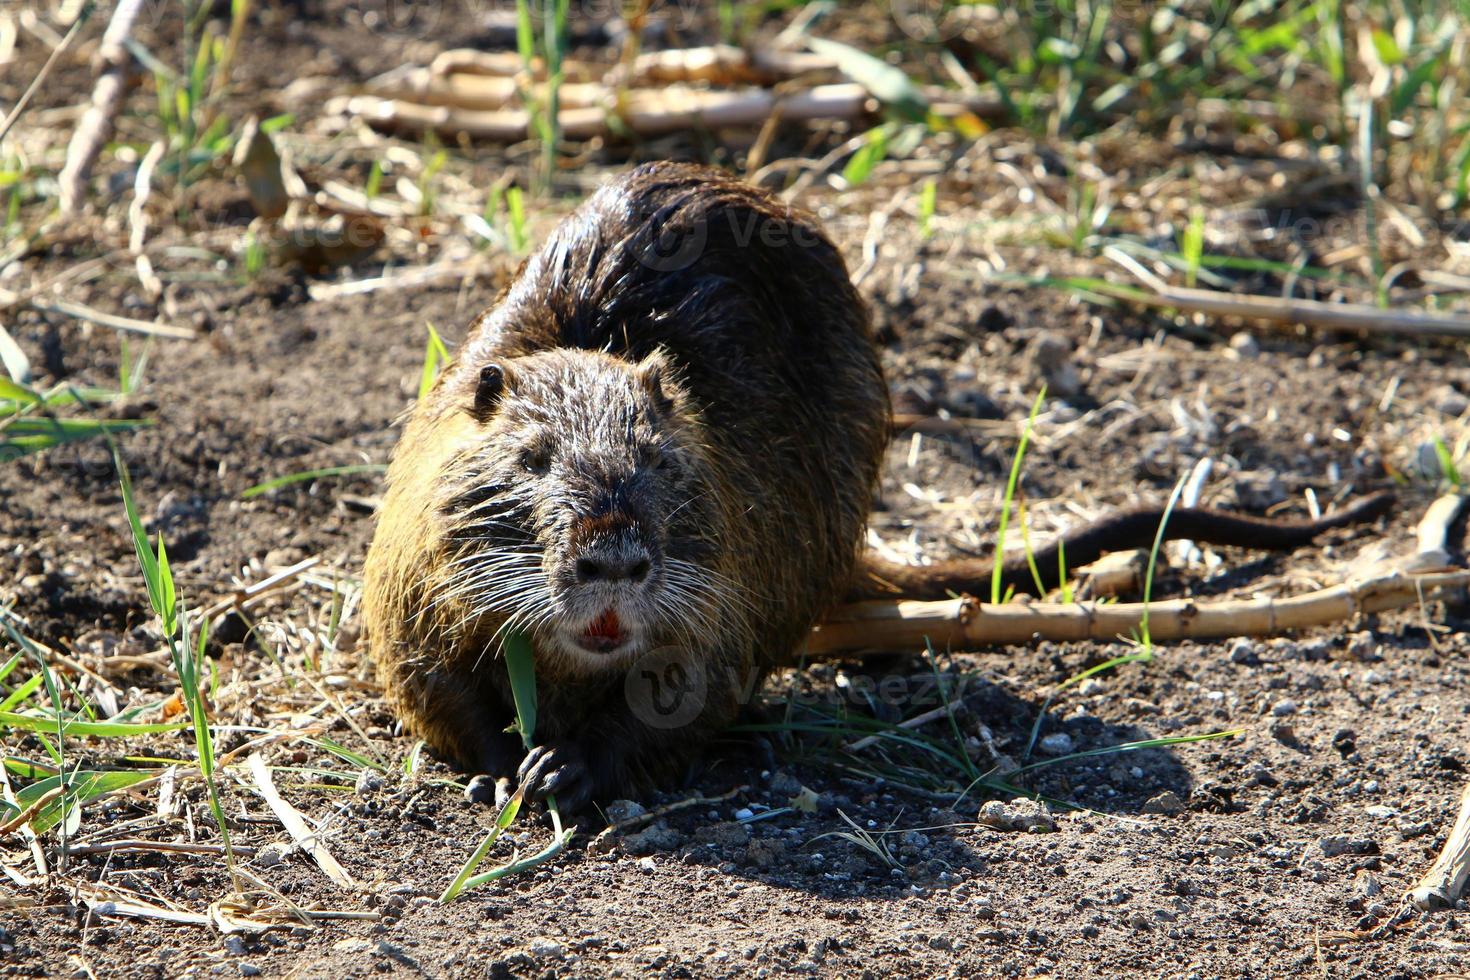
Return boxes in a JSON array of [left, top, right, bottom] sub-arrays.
[[515, 743, 593, 812]]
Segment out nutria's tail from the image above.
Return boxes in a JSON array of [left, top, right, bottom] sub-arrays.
[[851, 490, 1395, 602]]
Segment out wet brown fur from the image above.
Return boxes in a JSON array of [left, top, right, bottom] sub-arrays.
[[363, 162, 1390, 808]]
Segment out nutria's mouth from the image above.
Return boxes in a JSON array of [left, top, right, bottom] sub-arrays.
[[574, 607, 629, 654]]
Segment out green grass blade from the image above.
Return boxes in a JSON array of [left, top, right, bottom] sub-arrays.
[[240, 464, 386, 499], [0, 710, 187, 737], [992, 388, 1046, 604]]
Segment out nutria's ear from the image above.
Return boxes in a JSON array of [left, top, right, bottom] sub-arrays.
[[472, 362, 506, 416], [636, 349, 677, 414]]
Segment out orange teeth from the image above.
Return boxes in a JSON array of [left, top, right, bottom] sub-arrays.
[[587, 608, 622, 640]]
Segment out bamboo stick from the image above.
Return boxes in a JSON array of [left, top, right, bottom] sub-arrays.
[[803, 569, 1470, 658], [1409, 780, 1470, 911], [59, 0, 143, 214], [1131, 283, 1470, 339]]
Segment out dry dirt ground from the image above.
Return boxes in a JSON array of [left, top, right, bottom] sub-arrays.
[[4, 3, 1470, 978]]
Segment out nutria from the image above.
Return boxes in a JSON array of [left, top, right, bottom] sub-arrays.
[[362, 161, 1391, 811]]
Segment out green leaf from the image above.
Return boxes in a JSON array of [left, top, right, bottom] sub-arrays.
[[115, 449, 164, 620], [1370, 28, 1403, 66], [307, 736, 387, 772], [806, 37, 929, 123], [156, 533, 178, 637], [991, 388, 1047, 604], [1391, 44, 1448, 117], [0, 672, 44, 713], [14, 769, 161, 834], [504, 632, 538, 750], [0, 710, 187, 738], [240, 464, 386, 499], [842, 125, 889, 187], [0, 377, 40, 405], [419, 323, 451, 401]]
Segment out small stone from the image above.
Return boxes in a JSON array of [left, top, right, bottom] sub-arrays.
[[333, 939, 371, 954], [354, 770, 383, 795], [621, 821, 682, 855], [733, 807, 755, 821], [223, 937, 248, 957], [1346, 631, 1379, 661], [1315, 836, 1378, 858], [1414, 440, 1450, 478], [1078, 678, 1106, 696], [239, 967, 261, 977], [694, 822, 751, 848], [1038, 733, 1075, 756], [255, 842, 291, 868], [1434, 384, 1470, 416], [1142, 791, 1185, 816], [1270, 698, 1297, 717], [1365, 805, 1396, 820], [978, 798, 1056, 833], [636, 856, 657, 873], [1228, 332, 1260, 358], [1362, 669, 1387, 685], [605, 799, 647, 824], [529, 938, 566, 960], [1353, 871, 1382, 898], [1228, 639, 1259, 665]]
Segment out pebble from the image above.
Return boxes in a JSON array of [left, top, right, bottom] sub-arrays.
[[355, 770, 384, 795], [1142, 791, 1185, 816], [255, 842, 290, 868], [1228, 332, 1260, 358], [1434, 384, 1470, 416], [1414, 440, 1449, 478], [622, 821, 682, 854], [1078, 678, 1106, 696], [239, 967, 261, 977], [1366, 805, 1396, 820], [223, 937, 247, 957], [1270, 698, 1297, 717], [1346, 631, 1380, 661], [1227, 639, 1258, 665], [529, 938, 566, 960], [978, 798, 1056, 833], [1315, 836, 1377, 858], [1038, 733, 1075, 756], [733, 807, 755, 821], [1362, 669, 1387, 685], [605, 799, 647, 824], [1353, 871, 1382, 898]]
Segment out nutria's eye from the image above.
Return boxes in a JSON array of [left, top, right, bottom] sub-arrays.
[[474, 364, 504, 414], [520, 445, 552, 475]]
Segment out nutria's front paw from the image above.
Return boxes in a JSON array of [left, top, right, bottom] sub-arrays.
[[516, 743, 593, 812]]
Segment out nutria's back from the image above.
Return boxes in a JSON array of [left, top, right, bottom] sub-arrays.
[[364, 162, 889, 807]]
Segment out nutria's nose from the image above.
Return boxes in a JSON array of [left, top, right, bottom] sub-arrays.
[[575, 551, 652, 584]]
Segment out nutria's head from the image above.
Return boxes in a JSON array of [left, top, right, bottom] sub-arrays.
[[429, 346, 734, 674]]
